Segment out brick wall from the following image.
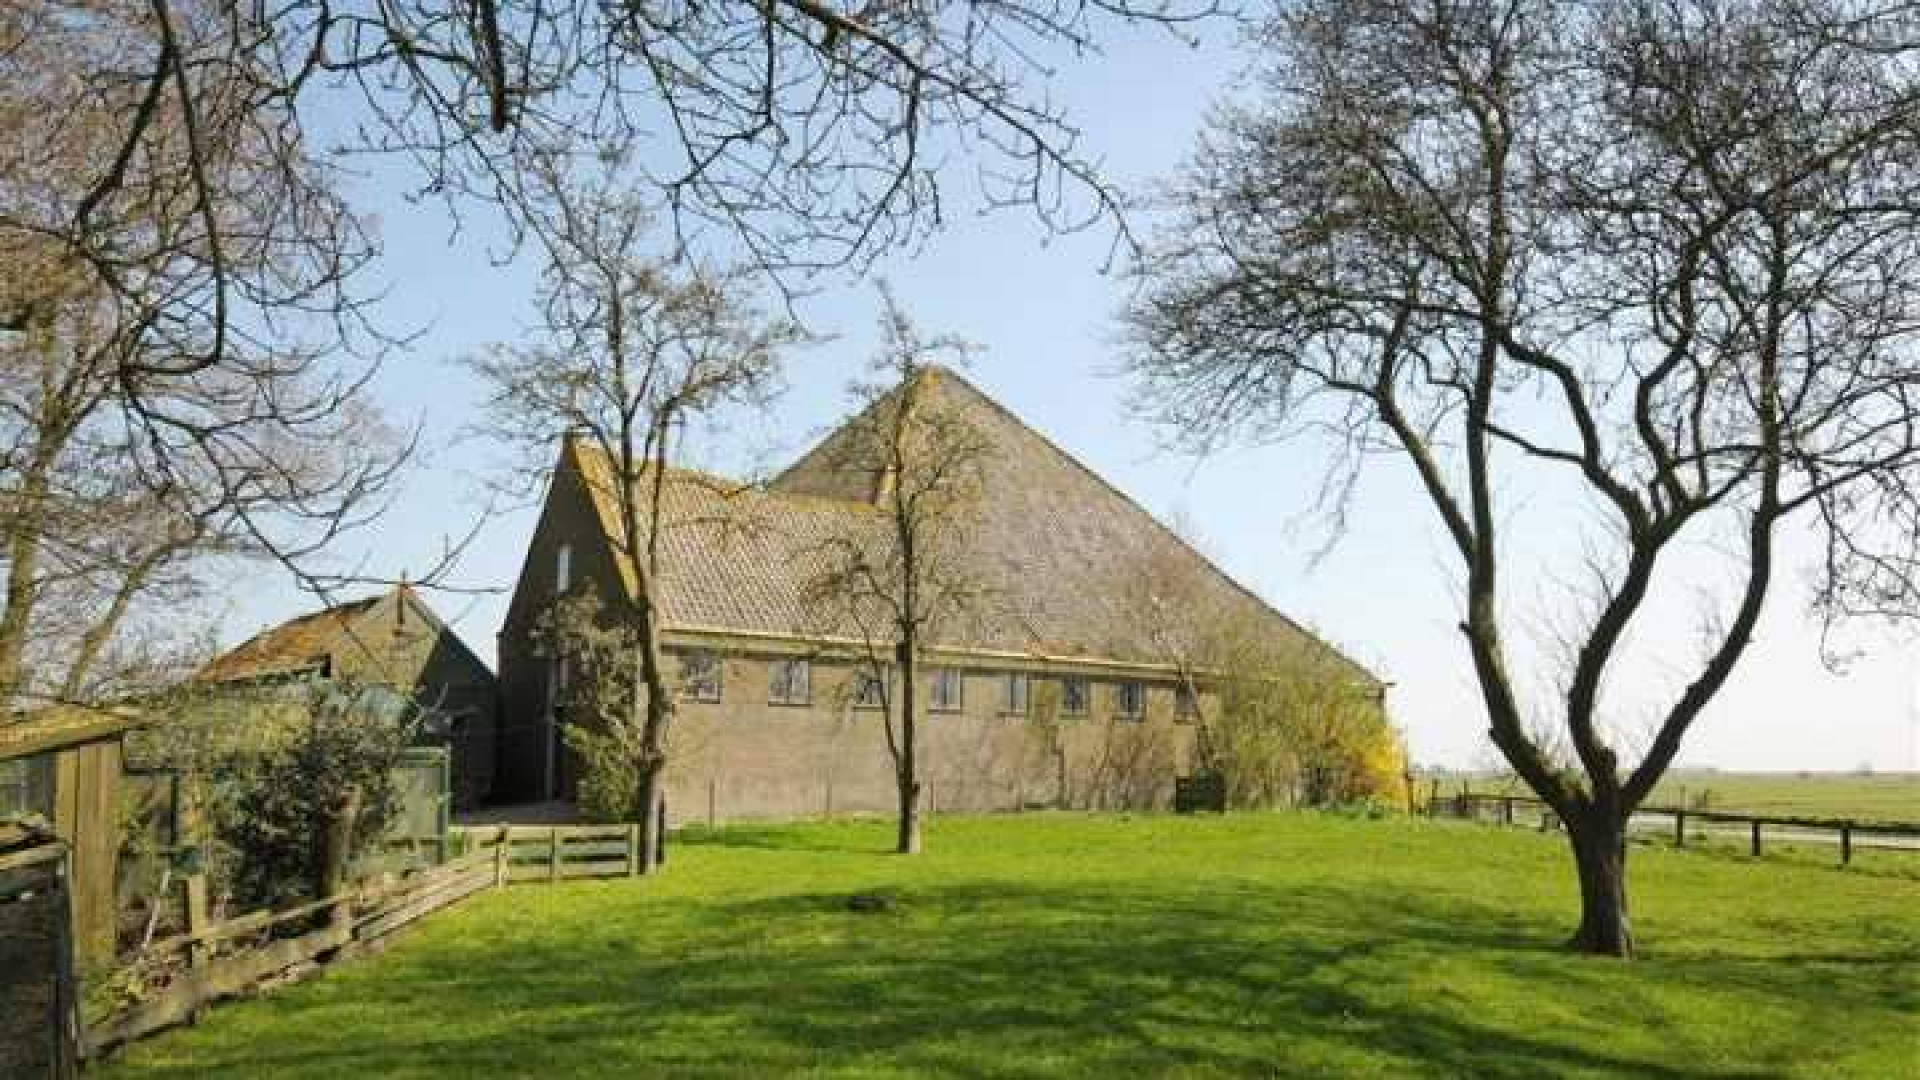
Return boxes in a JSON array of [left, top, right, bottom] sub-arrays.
[[502, 649, 1200, 821]]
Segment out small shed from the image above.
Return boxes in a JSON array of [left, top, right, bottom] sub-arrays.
[[197, 586, 499, 807], [0, 706, 146, 973]]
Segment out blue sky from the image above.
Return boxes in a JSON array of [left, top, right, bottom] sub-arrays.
[[221, 21, 1918, 772]]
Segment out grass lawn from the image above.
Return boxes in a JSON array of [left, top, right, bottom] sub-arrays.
[[1644, 772, 1920, 824], [101, 813, 1919, 1078], [1455, 771, 1920, 824]]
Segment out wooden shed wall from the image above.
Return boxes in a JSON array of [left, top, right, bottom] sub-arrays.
[[51, 741, 121, 969]]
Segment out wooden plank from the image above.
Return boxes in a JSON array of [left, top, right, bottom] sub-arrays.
[[355, 868, 495, 941], [557, 861, 631, 880], [554, 840, 632, 858], [86, 922, 350, 1055], [553, 825, 640, 841], [0, 842, 65, 874], [0, 707, 144, 762], [184, 876, 210, 973]]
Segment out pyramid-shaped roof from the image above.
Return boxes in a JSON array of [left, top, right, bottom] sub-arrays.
[[573, 368, 1376, 684]]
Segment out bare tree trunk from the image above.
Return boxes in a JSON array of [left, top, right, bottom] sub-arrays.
[[895, 642, 921, 855], [1565, 812, 1633, 958], [0, 464, 50, 707], [897, 777, 922, 855], [635, 765, 664, 874]]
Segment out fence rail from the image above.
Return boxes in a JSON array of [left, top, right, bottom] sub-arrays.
[[453, 824, 647, 883], [86, 823, 647, 1060], [1426, 791, 1919, 865]]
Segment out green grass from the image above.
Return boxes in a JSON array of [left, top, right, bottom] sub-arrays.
[[1646, 772, 1920, 823], [102, 813, 1919, 1078], [1452, 770, 1920, 823]]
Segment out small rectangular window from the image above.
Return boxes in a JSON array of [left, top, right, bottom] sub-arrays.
[[555, 543, 572, 594], [769, 658, 811, 705], [1001, 673, 1029, 716], [853, 668, 888, 709], [1115, 681, 1145, 720], [548, 656, 570, 709], [680, 651, 722, 703], [1174, 684, 1199, 721], [1061, 677, 1089, 716], [930, 667, 964, 712]]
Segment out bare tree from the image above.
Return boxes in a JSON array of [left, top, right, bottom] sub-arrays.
[[802, 290, 991, 854], [5, 0, 1225, 384], [0, 3, 413, 713], [1126, 0, 1920, 956], [468, 164, 803, 871]]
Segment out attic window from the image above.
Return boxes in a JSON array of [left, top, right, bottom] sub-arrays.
[[1115, 681, 1145, 720], [1000, 673, 1028, 716], [930, 668, 963, 712], [1061, 677, 1089, 716], [555, 543, 572, 594], [680, 651, 722, 703], [769, 658, 811, 706]]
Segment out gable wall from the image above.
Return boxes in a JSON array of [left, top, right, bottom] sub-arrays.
[[496, 446, 634, 802], [326, 592, 500, 807]]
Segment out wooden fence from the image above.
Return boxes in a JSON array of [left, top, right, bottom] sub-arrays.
[[454, 824, 651, 883], [1427, 791, 1918, 866], [85, 823, 647, 1060]]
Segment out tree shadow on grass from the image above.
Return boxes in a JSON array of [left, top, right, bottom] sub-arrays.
[[673, 821, 894, 855], [102, 871, 1901, 1080]]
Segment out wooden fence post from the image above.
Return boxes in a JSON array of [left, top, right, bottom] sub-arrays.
[[708, 778, 717, 828], [1840, 823, 1853, 866], [1750, 820, 1762, 857], [548, 829, 560, 882], [494, 829, 509, 886], [626, 824, 639, 877], [184, 874, 210, 972], [1502, 797, 1515, 826], [1674, 810, 1686, 849], [53, 852, 79, 1079], [656, 798, 667, 867]]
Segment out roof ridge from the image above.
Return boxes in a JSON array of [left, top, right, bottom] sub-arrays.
[[571, 444, 878, 514], [913, 369, 1378, 683]]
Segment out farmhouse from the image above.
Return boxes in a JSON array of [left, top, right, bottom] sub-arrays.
[[197, 585, 499, 807], [495, 368, 1379, 818]]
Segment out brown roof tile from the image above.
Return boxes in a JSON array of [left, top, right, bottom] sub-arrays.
[[574, 369, 1378, 683], [197, 595, 382, 683]]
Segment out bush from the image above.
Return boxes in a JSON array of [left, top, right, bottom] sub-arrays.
[[132, 682, 426, 911], [563, 722, 643, 823]]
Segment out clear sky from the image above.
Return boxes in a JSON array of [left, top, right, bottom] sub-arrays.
[[219, 20, 1918, 773]]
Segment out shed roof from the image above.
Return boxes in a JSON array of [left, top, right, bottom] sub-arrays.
[[196, 596, 382, 683]]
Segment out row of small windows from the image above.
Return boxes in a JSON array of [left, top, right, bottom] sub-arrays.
[[673, 652, 1194, 719]]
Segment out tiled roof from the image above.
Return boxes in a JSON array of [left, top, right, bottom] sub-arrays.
[[197, 596, 382, 683], [573, 369, 1378, 684]]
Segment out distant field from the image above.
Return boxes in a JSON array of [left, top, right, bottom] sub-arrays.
[[103, 813, 1919, 1079], [1642, 772, 1918, 823], [1447, 771, 1919, 824]]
